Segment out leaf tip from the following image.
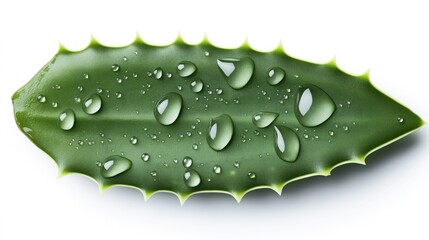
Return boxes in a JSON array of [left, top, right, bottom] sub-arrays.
[[57, 41, 71, 54]]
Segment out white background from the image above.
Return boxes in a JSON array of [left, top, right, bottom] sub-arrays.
[[1, 0, 428, 239]]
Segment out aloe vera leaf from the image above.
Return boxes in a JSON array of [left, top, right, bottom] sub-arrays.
[[12, 36, 424, 202]]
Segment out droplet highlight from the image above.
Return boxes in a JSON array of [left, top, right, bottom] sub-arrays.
[[154, 92, 183, 125], [59, 109, 75, 131], [217, 57, 254, 89], [252, 112, 278, 128], [295, 85, 336, 127], [207, 114, 234, 151], [274, 125, 300, 162], [100, 155, 132, 178], [83, 94, 102, 115]]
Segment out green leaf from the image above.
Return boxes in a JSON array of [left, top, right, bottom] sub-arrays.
[[12, 36, 424, 203]]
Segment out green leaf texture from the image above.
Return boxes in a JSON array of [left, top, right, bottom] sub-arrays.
[[12, 36, 424, 202]]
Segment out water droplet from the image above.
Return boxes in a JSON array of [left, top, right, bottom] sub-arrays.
[[183, 156, 193, 168], [111, 64, 120, 72], [51, 102, 58, 108], [154, 67, 163, 79], [150, 134, 157, 140], [58, 109, 75, 130], [177, 61, 197, 77], [247, 172, 256, 179], [166, 72, 172, 78], [343, 125, 349, 131], [295, 85, 336, 127], [184, 169, 201, 188], [83, 73, 89, 79], [83, 94, 102, 115], [190, 78, 204, 93], [328, 130, 334, 136], [192, 144, 198, 150], [215, 88, 223, 95], [123, 56, 128, 62], [217, 57, 254, 89], [130, 136, 138, 145], [141, 153, 150, 162], [213, 165, 222, 174], [397, 117, 404, 123], [204, 51, 210, 56], [116, 92, 122, 99], [100, 155, 132, 178], [267, 67, 286, 85], [252, 112, 278, 128], [150, 171, 158, 177], [37, 95, 46, 103], [154, 92, 183, 125], [207, 114, 234, 151], [233, 162, 240, 168], [303, 133, 309, 139], [274, 125, 300, 162]]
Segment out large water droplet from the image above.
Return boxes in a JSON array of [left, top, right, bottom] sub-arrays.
[[111, 64, 120, 72], [100, 155, 132, 178], [213, 165, 222, 174], [83, 94, 102, 115], [59, 109, 75, 130], [274, 125, 300, 162], [266, 67, 285, 85], [217, 57, 254, 89], [177, 61, 197, 77], [183, 156, 193, 168], [184, 169, 201, 188], [154, 92, 183, 125], [141, 153, 150, 162], [295, 85, 336, 127], [207, 114, 234, 151], [190, 78, 204, 93], [130, 136, 138, 145], [252, 112, 278, 128], [37, 95, 46, 103], [154, 67, 163, 79]]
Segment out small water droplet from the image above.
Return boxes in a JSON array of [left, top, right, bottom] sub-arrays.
[[204, 50, 210, 56], [150, 134, 158, 140], [123, 56, 128, 62], [184, 169, 201, 188], [192, 144, 198, 150], [111, 64, 120, 72], [154, 67, 163, 79], [96, 161, 102, 167], [233, 162, 240, 168], [247, 172, 256, 179], [177, 61, 197, 77], [83, 94, 102, 114], [213, 165, 222, 174], [166, 72, 172, 78], [83, 73, 89, 79], [183, 156, 193, 168], [295, 85, 336, 127], [154, 92, 183, 125], [100, 155, 132, 178], [130, 136, 138, 145], [51, 102, 58, 108], [59, 109, 75, 130], [397, 117, 404, 123], [190, 78, 204, 93], [252, 112, 278, 128], [217, 57, 254, 89], [207, 114, 234, 151], [267, 67, 286, 85], [116, 92, 122, 99], [37, 95, 46, 103], [274, 125, 300, 162], [343, 125, 349, 131], [303, 133, 309, 139], [141, 153, 150, 162], [328, 130, 334, 136], [150, 171, 158, 177], [215, 88, 223, 95]]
